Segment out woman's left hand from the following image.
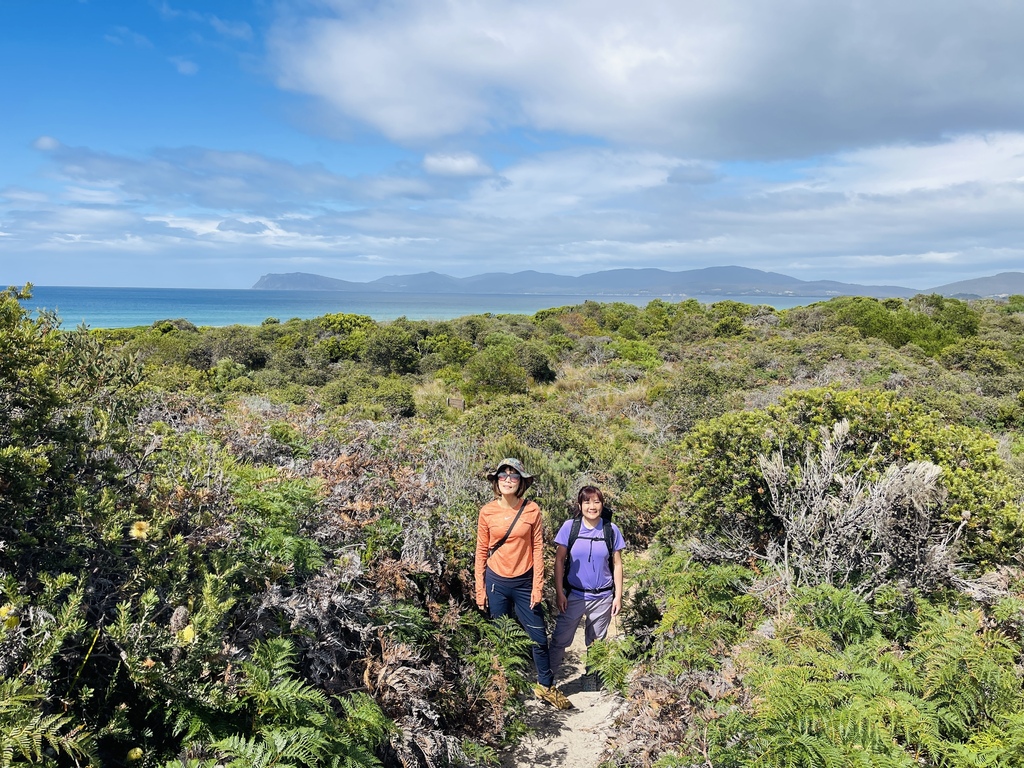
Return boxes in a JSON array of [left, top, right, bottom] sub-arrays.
[[611, 596, 622, 617]]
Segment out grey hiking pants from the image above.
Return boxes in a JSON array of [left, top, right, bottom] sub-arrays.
[[549, 591, 614, 680]]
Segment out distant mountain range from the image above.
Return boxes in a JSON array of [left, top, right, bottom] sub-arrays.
[[252, 267, 1024, 299]]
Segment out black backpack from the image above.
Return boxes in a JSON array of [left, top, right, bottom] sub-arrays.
[[562, 508, 616, 596]]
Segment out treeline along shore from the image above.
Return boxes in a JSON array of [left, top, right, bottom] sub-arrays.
[[4, 284, 1024, 767]]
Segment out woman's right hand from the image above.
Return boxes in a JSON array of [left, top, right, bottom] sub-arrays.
[[477, 596, 488, 611]]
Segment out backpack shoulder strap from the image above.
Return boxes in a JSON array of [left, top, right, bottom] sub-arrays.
[[602, 520, 615, 559], [566, 515, 583, 552], [562, 515, 583, 593]]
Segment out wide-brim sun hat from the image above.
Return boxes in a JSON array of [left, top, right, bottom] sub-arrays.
[[486, 457, 535, 491]]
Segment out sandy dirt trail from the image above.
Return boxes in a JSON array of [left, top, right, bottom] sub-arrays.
[[499, 623, 625, 768]]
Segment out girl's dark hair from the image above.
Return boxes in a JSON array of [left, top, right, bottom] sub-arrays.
[[577, 485, 604, 507]]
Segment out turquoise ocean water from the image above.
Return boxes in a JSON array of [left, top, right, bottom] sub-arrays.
[[18, 286, 828, 329]]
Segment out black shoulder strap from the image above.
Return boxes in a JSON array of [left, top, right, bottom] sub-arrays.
[[566, 515, 583, 553], [488, 499, 527, 558], [563, 515, 582, 594], [602, 520, 615, 558]]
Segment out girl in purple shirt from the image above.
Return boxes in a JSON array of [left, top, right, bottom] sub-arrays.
[[550, 486, 626, 686]]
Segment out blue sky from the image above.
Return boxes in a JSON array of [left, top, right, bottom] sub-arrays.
[[3, 0, 1024, 289]]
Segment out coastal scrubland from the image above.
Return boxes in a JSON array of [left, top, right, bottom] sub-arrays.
[[4, 286, 1024, 767]]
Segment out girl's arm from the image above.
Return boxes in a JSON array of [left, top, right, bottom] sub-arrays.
[[554, 544, 568, 613], [530, 504, 544, 608], [611, 549, 623, 616], [474, 510, 490, 608]]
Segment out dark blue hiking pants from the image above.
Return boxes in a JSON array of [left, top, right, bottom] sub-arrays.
[[484, 567, 554, 687]]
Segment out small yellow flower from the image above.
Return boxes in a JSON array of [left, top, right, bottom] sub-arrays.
[[128, 521, 150, 540], [178, 624, 196, 645], [126, 747, 144, 762], [1, 605, 18, 630]]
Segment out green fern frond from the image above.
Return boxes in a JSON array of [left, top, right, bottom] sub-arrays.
[[585, 637, 637, 695], [910, 611, 1024, 738], [324, 738, 384, 768], [334, 692, 394, 747], [459, 739, 499, 767], [370, 600, 433, 647], [0, 680, 95, 768], [792, 584, 877, 647], [262, 677, 330, 722], [213, 726, 326, 768], [751, 730, 845, 768]]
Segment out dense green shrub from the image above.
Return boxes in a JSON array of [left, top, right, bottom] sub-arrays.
[[645, 362, 737, 432], [0, 287, 142, 576], [788, 295, 980, 355], [671, 387, 1023, 567], [517, 339, 557, 382], [463, 395, 592, 458], [419, 332, 475, 368], [365, 377, 416, 418], [939, 337, 1017, 376], [712, 315, 744, 337], [609, 338, 662, 370], [316, 362, 375, 407], [1001, 294, 1024, 314], [463, 345, 530, 396], [362, 324, 419, 374], [211, 325, 269, 369], [316, 312, 375, 336], [311, 333, 365, 365], [155, 317, 200, 333]]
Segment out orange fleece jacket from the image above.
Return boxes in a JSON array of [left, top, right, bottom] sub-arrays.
[[475, 498, 544, 607]]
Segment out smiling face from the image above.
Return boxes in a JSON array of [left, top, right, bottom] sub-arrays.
[[580, 491, 603, 524]]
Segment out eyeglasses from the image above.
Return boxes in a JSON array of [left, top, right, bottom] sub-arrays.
[[497, 471, 521, 480]]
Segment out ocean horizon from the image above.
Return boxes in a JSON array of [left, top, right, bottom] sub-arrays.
[[17, 285, 830, 329]]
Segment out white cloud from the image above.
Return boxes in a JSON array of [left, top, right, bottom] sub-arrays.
[[158, 2, 252, 41], [62, 186, 126, 204], [217, 218, 271, 235], [800, 132, 1024, 194], [33, 136, 61, 151], [37, 144, 359, 214], [170, 57, 199, 75], [463, 150, 680, 217], [104, 26, 153, 48], [209, 16, 252, 40], [0, 187, 49, 203], [423, 152, 492, 176], [668, 164, 720, 185], [269, 0, 1024, 156], [7, 134, 1024, 288]]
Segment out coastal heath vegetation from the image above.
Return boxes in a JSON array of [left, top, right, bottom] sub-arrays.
[[4, 285, 1024, 767]]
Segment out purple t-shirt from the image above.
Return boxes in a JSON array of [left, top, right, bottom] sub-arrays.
[[555, 518, 626, 600]]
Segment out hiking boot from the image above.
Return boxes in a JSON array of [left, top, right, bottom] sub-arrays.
[[533, 683, 574, 710]]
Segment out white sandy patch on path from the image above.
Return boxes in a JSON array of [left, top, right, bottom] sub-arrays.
[[499, 620, 626, 768]]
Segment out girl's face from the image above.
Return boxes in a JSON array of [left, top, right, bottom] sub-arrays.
[[497, 468, 521, 495], [581, 494, 603, 522]]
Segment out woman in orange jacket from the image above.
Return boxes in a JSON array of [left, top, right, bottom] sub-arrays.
[[474, 458, 572, 710]]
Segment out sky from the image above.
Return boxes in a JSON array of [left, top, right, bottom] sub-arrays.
[[3, 1, 1024, 289]]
